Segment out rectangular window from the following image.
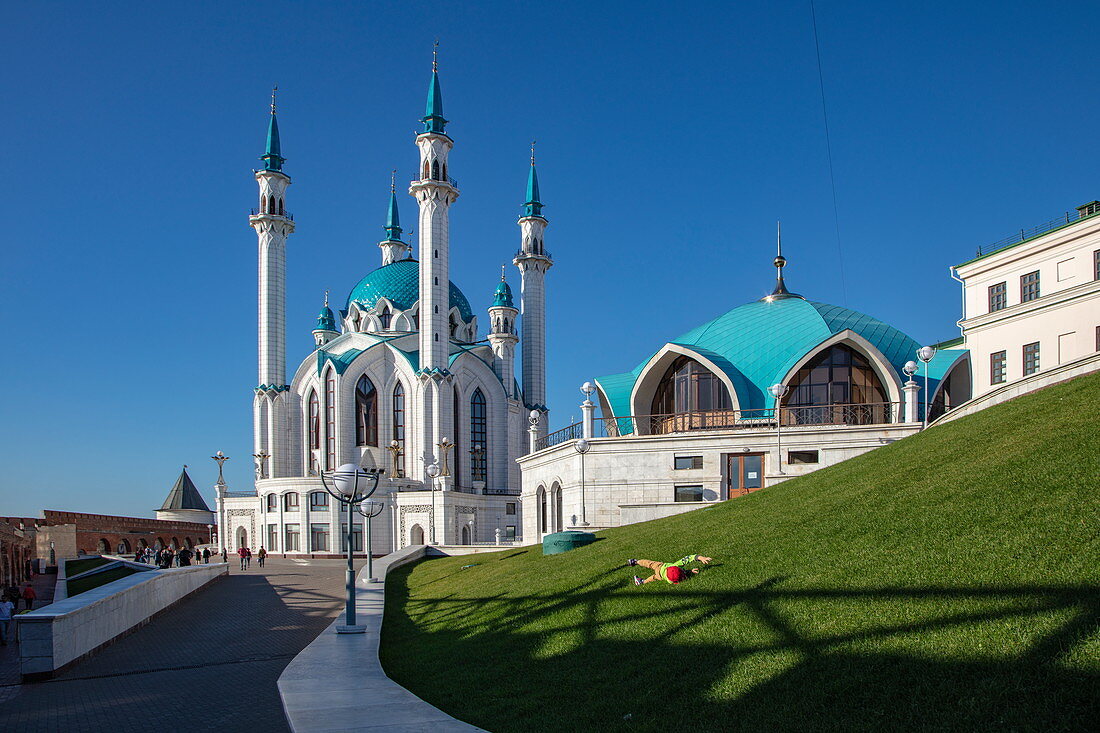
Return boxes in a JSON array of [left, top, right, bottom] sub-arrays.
[[1020, 271, 1040, 302], [284, 492, 299, 511], [788, 450, 819, 465], [990, 351, 1007, 384], [325, 374, 336, 471], [674, 485, 705, 502], [310, 523, 330, 552], [988, 282, 1007, 312], [339, 523, 364, 552], [267, 524, 278, 552], [284, 523, 301, 552], [310, 492, 329, 510], [266, 493, 277, 511], [505, 525, 517, 540], [506, 502, 516, 516], [1096, 326, 1100, 352], [674, 456, 703, 470], [1023, 342, 1040, 376], [1095, 250, 1100, 281]]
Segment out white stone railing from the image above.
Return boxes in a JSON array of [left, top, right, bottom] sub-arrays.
[[16, 562, 227, 680]]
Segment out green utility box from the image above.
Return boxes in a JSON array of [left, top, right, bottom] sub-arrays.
[[542, 530, 597, 555]]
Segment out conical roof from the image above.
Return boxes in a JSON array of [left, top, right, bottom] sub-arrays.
[[159, 467, 212, 512]]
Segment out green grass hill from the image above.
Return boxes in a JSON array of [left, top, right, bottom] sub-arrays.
[[381, 372, 1100, 732]]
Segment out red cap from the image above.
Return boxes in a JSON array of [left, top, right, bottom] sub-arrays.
[[666, 566, 684, 583]]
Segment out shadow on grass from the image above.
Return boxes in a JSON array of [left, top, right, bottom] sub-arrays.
[[382, 569, 1100, 732]]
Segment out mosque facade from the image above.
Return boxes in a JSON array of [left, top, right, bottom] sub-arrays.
[[216, 59, 549, 555]]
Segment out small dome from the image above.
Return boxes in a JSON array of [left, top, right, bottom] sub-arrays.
[[347, 259, 473, 321], [316, 305, 336, 332], [491, 279, 514, 308]]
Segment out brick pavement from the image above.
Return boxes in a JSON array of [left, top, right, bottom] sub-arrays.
[[0, 558, 360, 731]]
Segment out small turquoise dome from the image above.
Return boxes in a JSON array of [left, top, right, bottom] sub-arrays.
[[491, 279, 514, 308], [347, 259, 473, 321], [316, 305, 336, 332]]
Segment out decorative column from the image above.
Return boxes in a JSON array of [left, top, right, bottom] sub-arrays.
[[903, 379, 921, 424]]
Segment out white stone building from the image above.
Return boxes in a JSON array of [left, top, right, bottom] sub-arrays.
[[950, 200, 1100, 399], [217, 60, 549, 555]]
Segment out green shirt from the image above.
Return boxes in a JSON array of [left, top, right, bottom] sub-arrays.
[[657, 555, 699, 583]]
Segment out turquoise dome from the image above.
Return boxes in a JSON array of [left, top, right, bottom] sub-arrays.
[[316, 305, 336, 331], [491, 279, 514, 308], [346, 259, 473, 321], [597, 297, 965, 416]]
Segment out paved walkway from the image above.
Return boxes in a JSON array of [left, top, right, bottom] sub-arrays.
[[0, 572, 57, 700], [0, 558, 360, 731]]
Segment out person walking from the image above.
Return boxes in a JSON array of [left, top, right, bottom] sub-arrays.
[[20, 582, 37, 611], [0, 594, 14, 646], [202, 547, 211, 564], [627, 555, 713, 586], [221, 548, 228, 564], [244, 547, 253, 569], [178, 547, 192, 567], [257, 546, 267, 568], [237, 546, 248, 571]]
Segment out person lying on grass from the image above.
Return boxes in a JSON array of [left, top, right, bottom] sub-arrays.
[[628, 555, 712, 585]]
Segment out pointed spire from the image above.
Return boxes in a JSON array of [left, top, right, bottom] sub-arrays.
[[384, 170, 404, 242], [523, 141, 544, 218], [421, 40, 448, 134], [261, 85, 285, 172], [316, 289, 336, 331], [763, 221, 803, 301]]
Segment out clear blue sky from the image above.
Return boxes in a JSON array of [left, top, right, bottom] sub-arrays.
[[1, 1, 1095, 517]]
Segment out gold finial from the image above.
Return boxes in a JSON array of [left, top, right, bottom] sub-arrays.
[[271, 84, 278, 115], [324, 289, 330, 307], [433, 39, 439, 72], [530, 139, 536, 166], [390, 169, 396, 194]]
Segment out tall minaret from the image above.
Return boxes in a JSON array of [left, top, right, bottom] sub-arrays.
[[514, 142, 552, 437], [250, 87, 295, 479], [409, 45, 460, 482], [487, 267, 519, 398], [379, 170, 411, 265]]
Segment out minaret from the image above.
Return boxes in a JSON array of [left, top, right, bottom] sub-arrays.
[[487, 266, 519, 398], [379, 170, 411, 265], [313, 290, 338, 347], [250, 87, 295, 480], [514, 142, 552, 437], [409, 44, 460, 483]]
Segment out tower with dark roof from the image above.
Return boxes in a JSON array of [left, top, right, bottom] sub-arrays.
[[156, 467, 216, 525]]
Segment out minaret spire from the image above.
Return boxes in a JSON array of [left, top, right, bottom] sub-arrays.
[[763, 220, 803, 301], [379, 172, 410, 265], [422, 40, 447, 135], [261, 85, 285, 172], [524, 140, 543, 218]]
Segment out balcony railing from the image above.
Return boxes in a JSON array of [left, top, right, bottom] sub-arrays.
[[535, 402, 901, 449], [974, 207, 1099, 258], [514, 248, 553, 262], [249, 208, 294, 220]]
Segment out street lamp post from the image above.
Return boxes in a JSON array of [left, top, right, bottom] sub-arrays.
[[354, 500, 385, 582], [768, 383, 789, 476], [917, 346, 937, 429], [319, 464, 383, 633], [426, 463, 441, 544], [206, 524, 213, 545], [574, 438, 591, 527]]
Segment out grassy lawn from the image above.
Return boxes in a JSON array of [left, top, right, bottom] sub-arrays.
[[67, 567, 138, 597], [381, 372, 1100, 732], [64, 557, 110, 577]]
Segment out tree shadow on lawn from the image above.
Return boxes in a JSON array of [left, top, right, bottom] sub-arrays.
[[383, 572, 1100, 732]]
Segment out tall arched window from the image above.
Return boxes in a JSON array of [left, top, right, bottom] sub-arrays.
[[783, 344, 889, 425], [537, 487, 547, 534], [392, 383, 406, 477], [379, 306, 392, 330], [355, 375, 378, 446], [470, 389, 487, 483], [308, 389, 320, 475], [422, 160, 430, 180], [651, 356, 733, 414], [325, 372, 337, 470], [431, 159, 440, 180], [452, 386, 461, 488], [278, 197, 284, 215], [450, 314, 459, 339]]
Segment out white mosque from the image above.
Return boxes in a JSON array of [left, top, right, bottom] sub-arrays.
[[216, 56, 549, 555]]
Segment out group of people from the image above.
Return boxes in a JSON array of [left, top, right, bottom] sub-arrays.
[[135, 546, 213, 569], [0, 582, 37, 646], [235, 546, 267, 570]]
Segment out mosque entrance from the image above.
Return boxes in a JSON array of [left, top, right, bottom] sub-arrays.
[[724, 453, 764, 498]]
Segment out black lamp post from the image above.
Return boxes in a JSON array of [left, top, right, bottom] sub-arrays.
[[319, 463, 384, 634], [354, 500, 385, 582]]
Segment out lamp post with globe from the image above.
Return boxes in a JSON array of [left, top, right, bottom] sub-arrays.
[[917, 346, 937, 428], [574, 438, 591, 527], [354, 500, 386, 582], [319, 464, 384, 633], [769, 383, 789, 476], [426, 463, 441, 544]]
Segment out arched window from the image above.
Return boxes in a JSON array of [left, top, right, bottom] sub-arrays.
[[450, 314, 459, 339], [431, 159, 440, 180], [452, 386, 461, 488], [461, 525, 470, 544], [442, 162, 448, 181], [470, 389, 487, 482], [184, 538, 193, 549], [284, 492, 300, 511], [325, 372, 337, 470], [783, 344, 889, 425], [651, 356, 732, 415], [138, 538, 149, 550], [267, 493, 277, 511], [379, 306, 392, 330], [170, 537, 179, 549], [554, 485, 563, 532], [236, 527, 248, 549], [278, 197, 284, 215], [537, 487, 547, 534], [392, 383, 406, 477], [97, 538, 109, 554], [154, 538, 164, 550], [422, 160, 430, 180], [308, 389, 320, 475], [410, 524, 424, 545], [260, 195, 267, 214], [355, 375, 378, 446]]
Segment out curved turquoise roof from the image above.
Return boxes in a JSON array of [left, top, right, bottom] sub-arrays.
[[315, 305, 336, 331], [346, 259, 473, 321], [491, 279, 514, 308], [596, 297, 966, 417]]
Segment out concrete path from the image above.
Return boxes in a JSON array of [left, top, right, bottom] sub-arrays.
[[0, 558, 359, 731], [0, 572, 56, 702]]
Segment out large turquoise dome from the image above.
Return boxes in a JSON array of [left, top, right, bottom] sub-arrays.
[[346, 259, 473, 321]]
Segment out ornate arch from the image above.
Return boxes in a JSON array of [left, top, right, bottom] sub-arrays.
[[630, 344, 742, 418]]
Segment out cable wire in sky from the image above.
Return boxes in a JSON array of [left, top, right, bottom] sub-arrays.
[[810, 0, 848, 305]]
